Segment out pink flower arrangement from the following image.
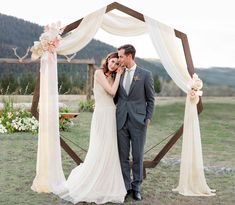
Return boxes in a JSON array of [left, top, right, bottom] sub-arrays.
[[40, 38, 60, 53], [30, 22, 62, 60], [188, 74, 203, 104]]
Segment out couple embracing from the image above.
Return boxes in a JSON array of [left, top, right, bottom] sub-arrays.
[[58, 44, 155, 204]]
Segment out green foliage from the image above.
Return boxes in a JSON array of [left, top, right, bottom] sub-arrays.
[[2, 96, 14, 112], [0, 97, 38, 134], [19, 73, 36, 94], [0, 73, 18, 94], [78, 100, 95, 112], [0, 72, 37, 95], [59, 118, 74, 131], [59, 107, 70, 113], [153, 74, 161, 93], [58, 73, 72, 94], [0, 98, 76, 133], [59, 107, 75, 131]]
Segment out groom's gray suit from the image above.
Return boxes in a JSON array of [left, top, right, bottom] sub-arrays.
[[115, 66, 155, 192]]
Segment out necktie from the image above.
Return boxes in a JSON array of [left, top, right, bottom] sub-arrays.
[[125, 69, 131, 94]]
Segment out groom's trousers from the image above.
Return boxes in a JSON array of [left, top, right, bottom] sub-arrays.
[[117, 115, 147, 192]]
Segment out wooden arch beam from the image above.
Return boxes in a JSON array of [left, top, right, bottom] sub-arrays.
[[61, 1, 203, 175]]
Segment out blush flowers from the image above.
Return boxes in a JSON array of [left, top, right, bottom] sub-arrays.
[[188, 74, 203, 104], [30, 22, 62, 60]]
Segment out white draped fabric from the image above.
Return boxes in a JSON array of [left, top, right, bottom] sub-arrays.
[[31, 52, 66, 194], [144, 16, 215, 196], [102, 12, 146, 36], [32, 5, 215, 196], [57, 7, 106, 55]]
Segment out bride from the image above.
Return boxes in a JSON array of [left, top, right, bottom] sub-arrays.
[[58, 52, 126, 204]]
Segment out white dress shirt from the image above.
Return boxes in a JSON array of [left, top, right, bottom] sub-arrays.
[[122, 64, 136, 89]]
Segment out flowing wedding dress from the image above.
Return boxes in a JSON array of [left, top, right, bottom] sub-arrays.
[[58, 73, 126, 204]]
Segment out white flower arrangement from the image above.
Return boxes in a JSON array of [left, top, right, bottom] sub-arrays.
[[11, 116, 38, 134], [0, 123, 7, 133], [30, 21, 62, 60], [0, 107, 39, 134], [188, 73, 203, 104], [1, 99, 73, 134]]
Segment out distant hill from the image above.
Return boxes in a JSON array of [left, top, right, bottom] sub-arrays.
[[0, 13, 43, 57], [145, 58, 235, 88], [0, 13, 163, 77], [196, 67, 235, 88], [0, 13, 234, 96]]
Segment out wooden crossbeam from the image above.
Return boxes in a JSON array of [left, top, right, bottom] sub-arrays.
[[0, 58, 95, 64], [60, 137, 83, 165]]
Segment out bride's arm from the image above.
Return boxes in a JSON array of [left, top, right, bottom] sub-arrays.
[[95, 70, 121, 96]]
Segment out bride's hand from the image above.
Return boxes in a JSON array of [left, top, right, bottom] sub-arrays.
[[116, 66, 124, 75]]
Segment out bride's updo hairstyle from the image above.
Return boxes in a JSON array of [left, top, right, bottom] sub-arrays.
[[100, 52, 119, 78]]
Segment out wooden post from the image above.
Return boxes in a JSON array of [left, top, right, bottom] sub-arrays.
[[174, 30, 195, 76], [31, 70, 40, 120], [86, 64, 94, 100]]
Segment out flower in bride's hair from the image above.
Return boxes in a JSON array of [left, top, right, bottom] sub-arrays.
[[30, 21, 62, 60]]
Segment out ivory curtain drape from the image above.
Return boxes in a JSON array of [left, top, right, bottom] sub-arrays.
[[32, 6, 215, 196], [144, 16, 215, 196], [31, 52, 66, 194]]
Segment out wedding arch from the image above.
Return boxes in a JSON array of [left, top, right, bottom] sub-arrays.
[[31, 1, 215, 196]]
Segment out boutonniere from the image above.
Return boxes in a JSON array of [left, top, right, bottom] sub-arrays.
[[133, 75, 140, 81]]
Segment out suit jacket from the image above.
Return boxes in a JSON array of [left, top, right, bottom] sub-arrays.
[[115, 66, 155, 130]]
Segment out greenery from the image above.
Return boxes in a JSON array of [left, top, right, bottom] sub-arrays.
[[0, 97, 75, 133], [78, 99, 95, 112], [0, 97, 38, 134], [154, 74, 161, 93], [0, 98, 234, 204], [59, 107, 74, 131]]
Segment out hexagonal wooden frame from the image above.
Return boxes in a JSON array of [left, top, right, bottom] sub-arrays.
[[34, 1, 203, 178]]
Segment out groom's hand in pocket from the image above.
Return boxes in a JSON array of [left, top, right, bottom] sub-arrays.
[[145, 119, 151, 126]]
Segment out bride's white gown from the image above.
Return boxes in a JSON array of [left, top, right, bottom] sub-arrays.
[[58, 74, 126, 204]]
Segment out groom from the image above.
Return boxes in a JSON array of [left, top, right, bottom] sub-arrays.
[[115, 44, 155, 201]]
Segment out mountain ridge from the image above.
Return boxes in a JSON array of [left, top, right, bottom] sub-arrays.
[[0, 13, 234, 91]]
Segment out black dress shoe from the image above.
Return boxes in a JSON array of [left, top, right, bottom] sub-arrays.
[[125, 189, 133, 200], [132, 190, 142, 201]]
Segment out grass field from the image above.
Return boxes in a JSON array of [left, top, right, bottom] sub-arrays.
[[0, 96, 235, 205]]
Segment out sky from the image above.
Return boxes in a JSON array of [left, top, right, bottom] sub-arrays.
[[1, 0, 235, 68]]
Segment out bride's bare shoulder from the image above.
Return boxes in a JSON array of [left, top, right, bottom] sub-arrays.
[[95, 69, 104, 77], [95, 68, 103, 74]]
